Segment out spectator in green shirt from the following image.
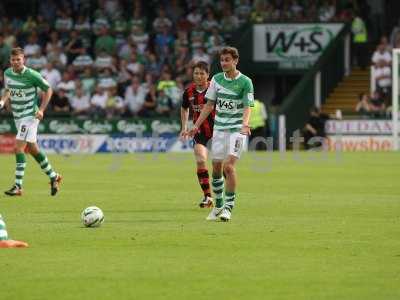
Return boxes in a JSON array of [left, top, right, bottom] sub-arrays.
[[95, 27, 116, 55]]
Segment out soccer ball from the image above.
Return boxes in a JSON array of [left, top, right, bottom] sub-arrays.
[[81, 206, 104, 228]]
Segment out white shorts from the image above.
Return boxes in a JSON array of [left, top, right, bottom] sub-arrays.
[[211, 130, 247, 161], [15, 118, 40, 143]]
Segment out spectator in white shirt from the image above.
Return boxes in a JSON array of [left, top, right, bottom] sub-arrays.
[[24, 34, 40, 57], [90, 86, 108, 116], [72, 48, 94, 71], [57, 72, 76, 98], [41, 62, 61, 90], [130, 25, 149, 55], [372, 43, 392, 67], [374, 61, 392, 99], [95, 51, 114, 70], [26, 49, 48, 70], [124, 75, 147, 116], [126, 52, 144, 76], [152, 8, 172, 33], [71, 87, 91, 116]]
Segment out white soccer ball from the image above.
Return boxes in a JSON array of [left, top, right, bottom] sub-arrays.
[[81, 206, 104, 228]]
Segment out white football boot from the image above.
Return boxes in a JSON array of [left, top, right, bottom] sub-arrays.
[[206, 206, 223, 221], [219, 208, 232, 222]]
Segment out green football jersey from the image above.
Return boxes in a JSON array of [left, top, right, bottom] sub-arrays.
[[0, 215, 8, 241], [205, 71, 254, 131], [4, 66, 50, 120]]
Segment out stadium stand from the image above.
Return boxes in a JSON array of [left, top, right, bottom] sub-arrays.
[[0, 0, 353, 121]]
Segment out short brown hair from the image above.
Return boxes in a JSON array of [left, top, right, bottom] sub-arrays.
[[11, 47, 24, 56], [193, 61, 209, 73], [219, 46, 239, 59]]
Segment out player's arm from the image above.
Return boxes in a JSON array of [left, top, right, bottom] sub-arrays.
[[241, 78, 255, 135], [241, 106, 251, 135], [189, 100, 214, 137], [180, 90, 190, 140], [40, 87, 53, 112], [0, 89, 10, 110], [32, 71, 52, 120], [180, 107, 190, 139]]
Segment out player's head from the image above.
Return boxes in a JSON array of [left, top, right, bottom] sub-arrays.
[[219, 46, 239, 73], [193, 61, 209, 87], [10, 47, 25, 72]]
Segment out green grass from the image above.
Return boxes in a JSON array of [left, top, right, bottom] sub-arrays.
[[0, 152, 399, 300]]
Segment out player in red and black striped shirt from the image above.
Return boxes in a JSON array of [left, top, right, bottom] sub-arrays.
[[180, 61, 215, 208]]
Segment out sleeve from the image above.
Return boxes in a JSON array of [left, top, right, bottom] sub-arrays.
[[181, 89, 190, 109], [243, 78, 254, 107], [205, 77, 217, 102], [31, 70, 50, 91]]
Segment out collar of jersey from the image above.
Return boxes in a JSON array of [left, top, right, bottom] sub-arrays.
[[223, 71, 241, 81], [12, 66, 27, 75]]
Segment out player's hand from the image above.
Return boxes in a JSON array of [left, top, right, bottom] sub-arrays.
[[179, 130, 189, 141], [35, 109, 44, 120], [240, 124, 251, 136], [188, 125, 199, 138], [0, 100, 5, 111]]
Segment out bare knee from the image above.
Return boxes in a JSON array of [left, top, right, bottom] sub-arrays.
[[195, 153, 207, 168], [27, 143, 39, 156], [223, 163, 235, 177], [15, 145, 25, 153]]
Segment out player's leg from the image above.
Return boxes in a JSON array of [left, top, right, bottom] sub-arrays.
[[4, 134, 27, 196], [27, 142, 62, 196], [194, 139, 213, 208], [206, 159, 224, 220], [219, 132, 247, 221], [206, 130, 226, 220], [220, 155, 238, 221], [24, 118, 62, 196], [211, 130, 226, 208]]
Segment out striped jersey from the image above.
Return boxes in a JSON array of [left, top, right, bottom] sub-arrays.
[[181, 82, 215, 139], [0, 215, 8, 241], [4, 66, 50, 120], [205, 71, 254, 131]]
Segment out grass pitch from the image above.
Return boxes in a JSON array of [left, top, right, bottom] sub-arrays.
[[0, 152, 399, 300]]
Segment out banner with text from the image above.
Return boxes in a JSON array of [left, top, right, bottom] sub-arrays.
[[325, 120, 392, 135], [253, 23, 343, 68], [0, 118, 181, 135], [327, 136, 393, 151], [0, 134, 192, 154]]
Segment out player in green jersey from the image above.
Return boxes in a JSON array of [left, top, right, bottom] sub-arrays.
[[0, 47, 62, 196], [188, 46, 254, 221]]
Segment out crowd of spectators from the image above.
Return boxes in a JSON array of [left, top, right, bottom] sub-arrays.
[[0, 0, 355, 119], [358, 34, 393, 118]]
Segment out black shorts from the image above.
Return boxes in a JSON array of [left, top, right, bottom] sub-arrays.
[[194, 132, 212, 148]]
